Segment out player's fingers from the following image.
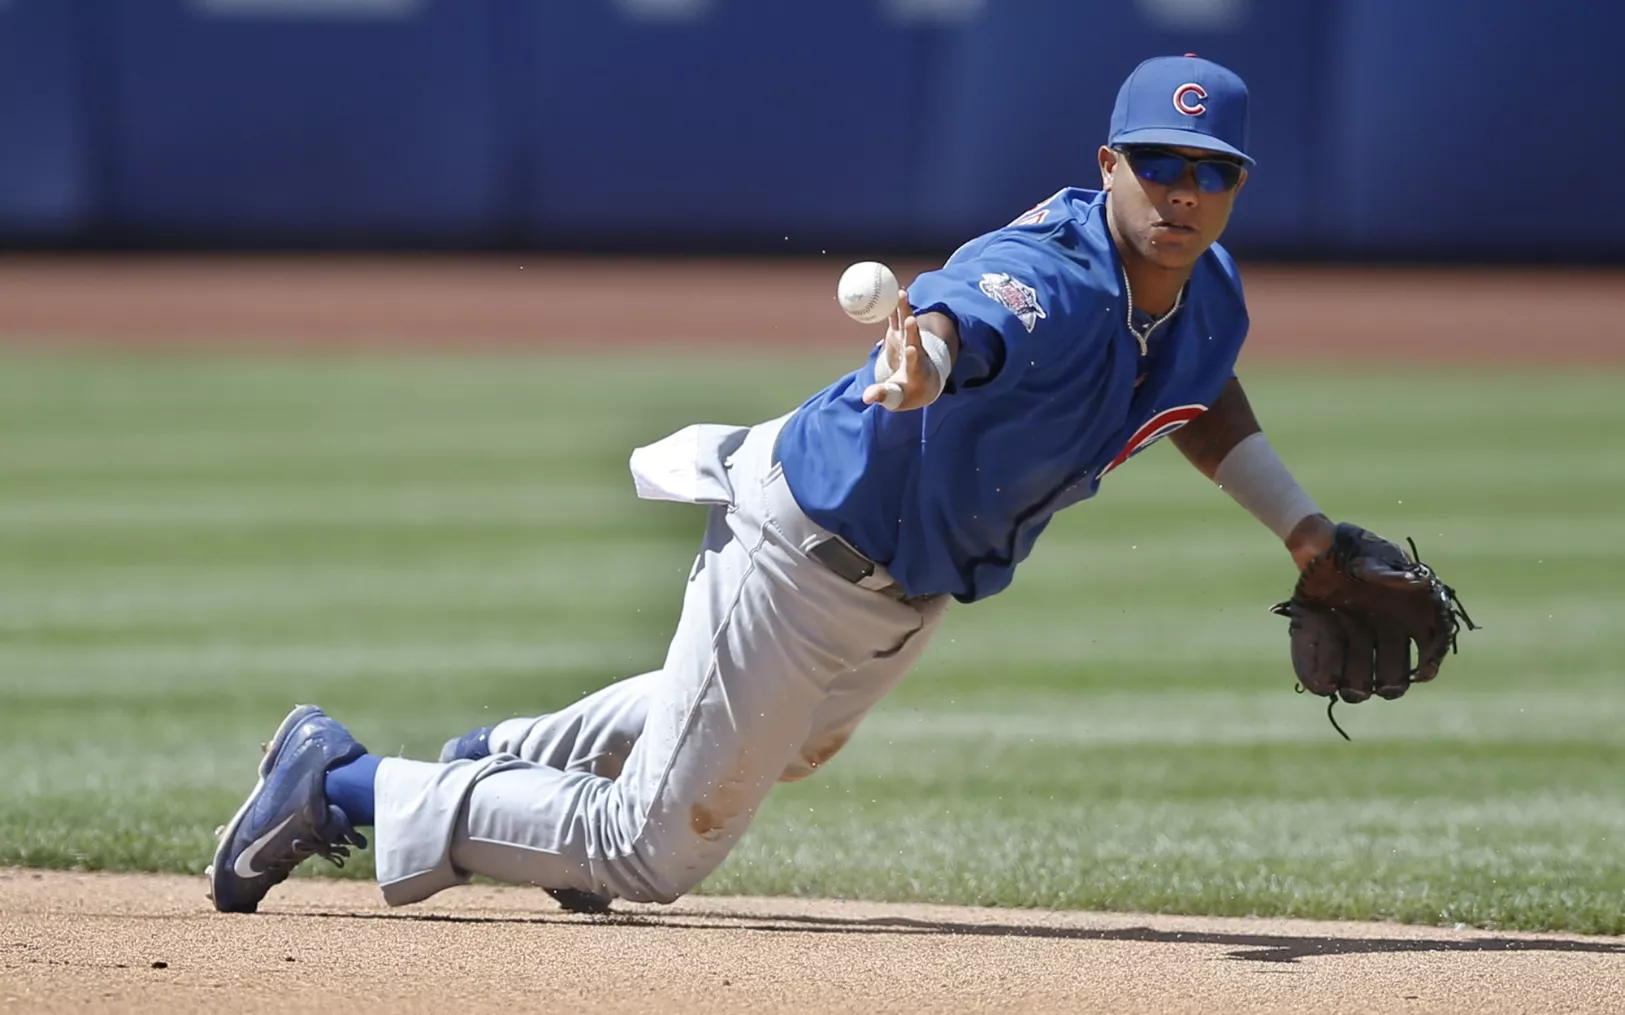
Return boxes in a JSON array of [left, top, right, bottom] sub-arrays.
[[862, 381, 905, 410], [1373, 625, 1412, 699], [900, 343, 922, 384], [1412, 624, 1452, 682], [1294, 609, 1344, 699], [888, 289, 908, 334], [873, 329, 899, 379], [902, 311, 922, 347], [1339, 619, 1376, 703], [884, 315, 923, 381]]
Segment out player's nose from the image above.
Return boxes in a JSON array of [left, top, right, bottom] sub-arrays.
[[1165, 174, 1201, 205]]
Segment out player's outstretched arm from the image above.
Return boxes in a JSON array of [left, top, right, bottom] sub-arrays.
[[1176, 385, 1474, 711], [862, 290, 960, 412], [1170, 377, 1334, 568]]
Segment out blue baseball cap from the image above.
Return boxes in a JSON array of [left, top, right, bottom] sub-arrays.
[[1108, 54, 1253, 165]]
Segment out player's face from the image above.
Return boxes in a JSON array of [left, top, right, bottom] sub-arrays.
[[1099, 145, 1248, 269]]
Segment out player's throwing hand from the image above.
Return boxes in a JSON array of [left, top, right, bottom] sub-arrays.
[[862, 289, 940, 412]]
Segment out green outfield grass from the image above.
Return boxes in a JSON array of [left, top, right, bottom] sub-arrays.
[[2, 351, 1622, 933]]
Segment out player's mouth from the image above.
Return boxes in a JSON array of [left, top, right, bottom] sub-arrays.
[[1150, 220, 1197, 234]]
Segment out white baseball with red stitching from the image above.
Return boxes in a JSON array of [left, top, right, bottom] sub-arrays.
[[836, 261, 899, 324]]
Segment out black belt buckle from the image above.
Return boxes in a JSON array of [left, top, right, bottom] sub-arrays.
[[806, 535, 876, 586]]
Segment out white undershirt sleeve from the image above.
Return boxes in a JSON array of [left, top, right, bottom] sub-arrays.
[[1211, 431, 1322, 541]]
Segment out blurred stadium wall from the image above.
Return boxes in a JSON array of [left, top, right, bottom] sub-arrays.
[[1, 0, 1618, 262]]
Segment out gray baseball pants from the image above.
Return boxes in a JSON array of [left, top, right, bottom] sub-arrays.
[[372, 413, 948, 906]]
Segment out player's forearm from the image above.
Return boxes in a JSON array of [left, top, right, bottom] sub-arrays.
[[1172, 378, 1329, 566], [1170, 377, 1260, 478]]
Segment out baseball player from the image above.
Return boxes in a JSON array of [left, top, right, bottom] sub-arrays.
[[207, 55, 1470, 915]]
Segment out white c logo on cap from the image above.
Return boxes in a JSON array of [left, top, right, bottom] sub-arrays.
[[1173, 83, 1207, 116]]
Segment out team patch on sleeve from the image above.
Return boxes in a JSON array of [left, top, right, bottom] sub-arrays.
[[977, 272, 1047, 333]]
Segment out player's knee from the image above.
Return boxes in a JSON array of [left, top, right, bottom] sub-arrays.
[[597, 798, 728, 904], [611, 845, 709, 905]]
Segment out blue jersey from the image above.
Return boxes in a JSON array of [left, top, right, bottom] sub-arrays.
[[776, 187, 1250, 603]]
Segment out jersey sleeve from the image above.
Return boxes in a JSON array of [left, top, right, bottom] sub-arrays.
[[1203, 241, 1250, 383], [906, 236, 1098, 396]]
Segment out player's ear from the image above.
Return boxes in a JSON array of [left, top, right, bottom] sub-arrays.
[[1098, 146, 1117, 191]]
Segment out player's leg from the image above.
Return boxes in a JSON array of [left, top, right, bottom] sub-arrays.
[[368, 417, 941, 907], [439, 670, 657, 778], [777, 597, 948, 784], [434, 492, 751, 777], [429, 603, 941, 910], [208, 416, 942, 912], [436, 491, 746, 776], [209, 433, 740, 914], [433, 674, 660, 913], [432, 477, 765, 779], [439, 582, 945, 801], [429, 530, 931, 917]]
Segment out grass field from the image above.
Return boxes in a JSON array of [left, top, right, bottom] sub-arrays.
[[2, 351, 1623, 934]]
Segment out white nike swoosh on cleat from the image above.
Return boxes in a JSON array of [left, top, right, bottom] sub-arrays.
[[232, 812, 300, 879]]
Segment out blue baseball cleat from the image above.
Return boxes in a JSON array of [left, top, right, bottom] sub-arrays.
[[207, 704, 369, 914], [438, 724, 495, 763]]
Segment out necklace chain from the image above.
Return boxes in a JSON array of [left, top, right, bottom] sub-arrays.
[[1121, 267, 1185, 357]]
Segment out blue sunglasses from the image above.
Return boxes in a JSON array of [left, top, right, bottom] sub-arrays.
[[1115, 145, 1245, 194]]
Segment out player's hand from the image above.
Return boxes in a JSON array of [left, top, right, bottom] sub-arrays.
[[862, 289, 938, 412]]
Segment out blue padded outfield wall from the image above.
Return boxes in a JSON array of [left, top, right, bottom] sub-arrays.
[[1321, 0, 1621, 258], [103, 0, 507, 244], [0, 1, 95, 240], [2, 0, 1620, 258], [508, 0, 926, 249]]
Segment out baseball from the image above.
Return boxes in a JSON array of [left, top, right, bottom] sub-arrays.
[[836, 261, 900, 324]]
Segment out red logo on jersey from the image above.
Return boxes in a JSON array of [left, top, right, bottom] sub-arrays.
[[1173, 83, 1208, 116], [1098, 404, 1207, 479], [1009, 189, 1063, 228], [1010, 207, 1050, 228]]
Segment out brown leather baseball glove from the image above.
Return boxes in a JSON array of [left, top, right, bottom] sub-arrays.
[[1271, 523, 1476, 731]]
